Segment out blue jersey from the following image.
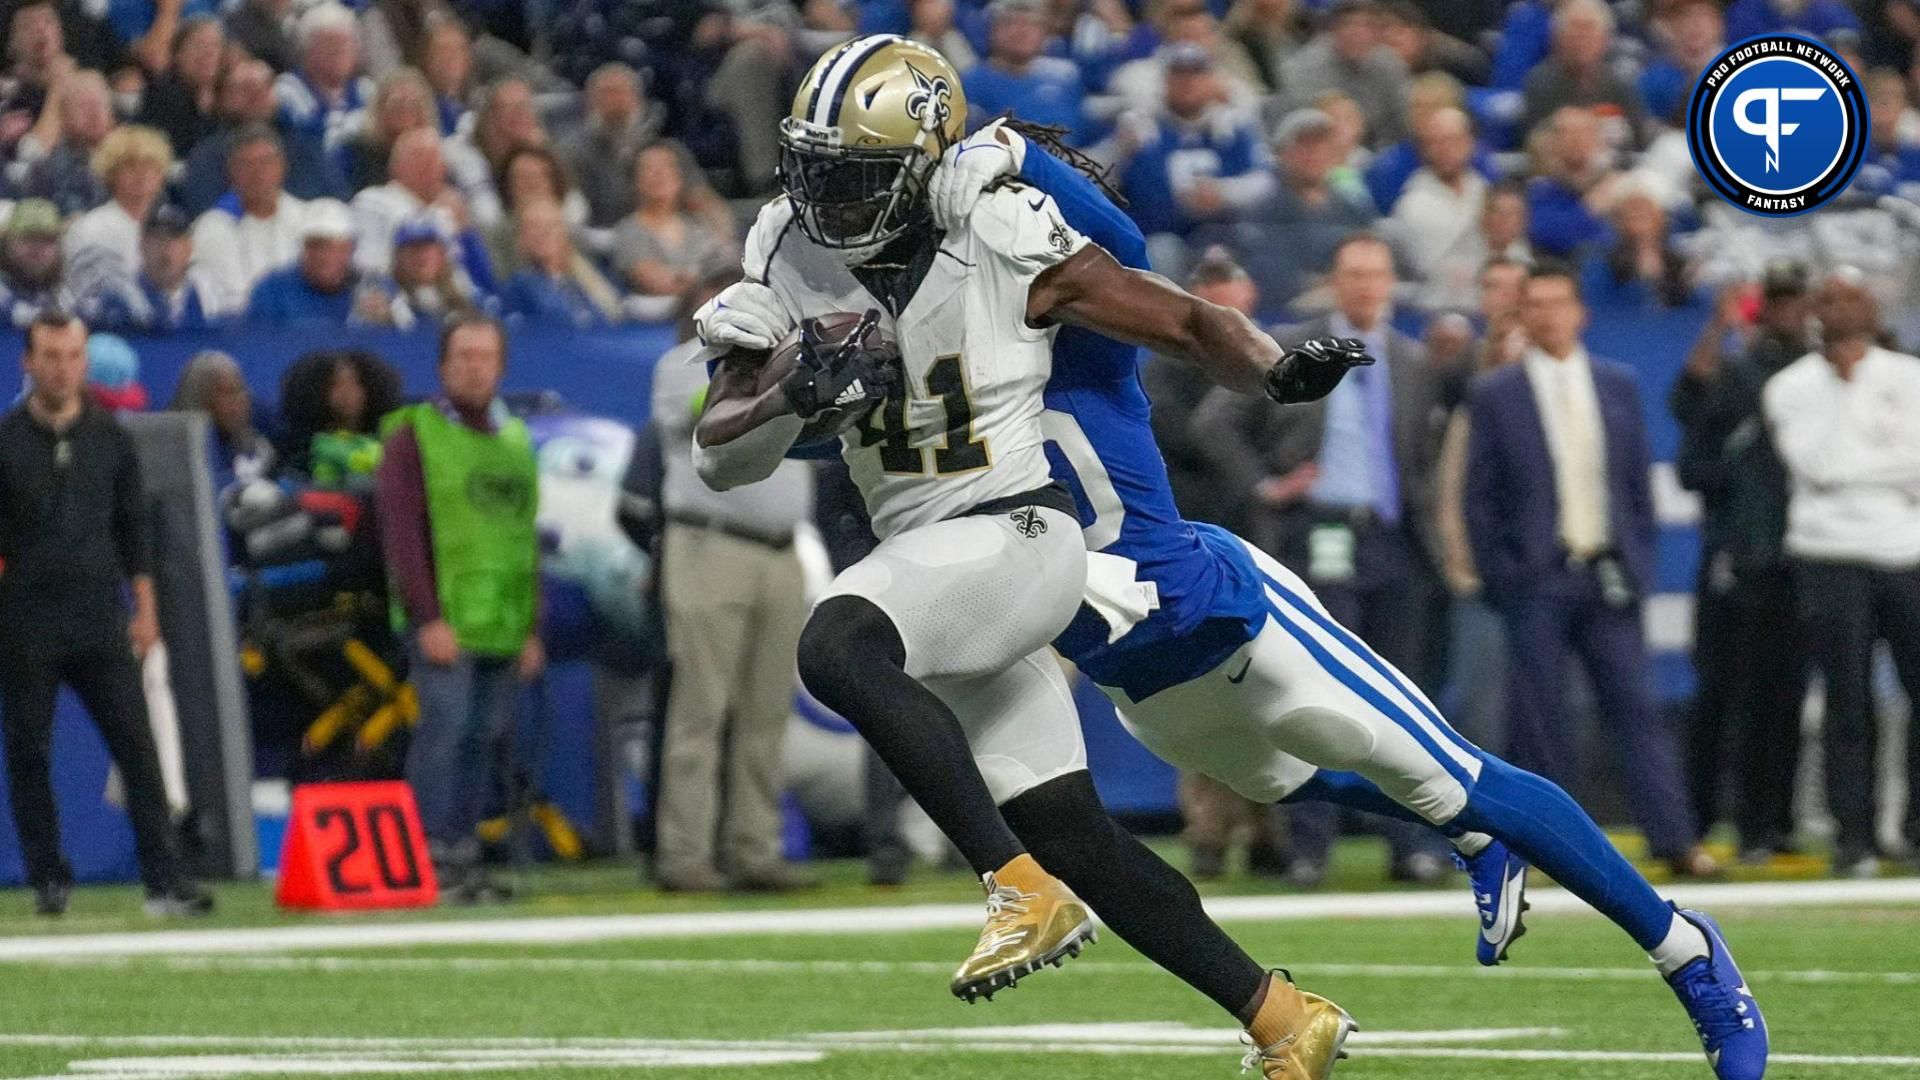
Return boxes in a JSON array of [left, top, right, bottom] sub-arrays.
[[1017, 146, 1268, 702]]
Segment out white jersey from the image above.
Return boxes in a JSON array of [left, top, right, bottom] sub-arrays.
[[743, 184, 1090, 538]]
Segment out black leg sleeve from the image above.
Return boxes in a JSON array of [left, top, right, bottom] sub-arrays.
[[1003, 770, 1266, 1019], [796, 596, 1024, 876]]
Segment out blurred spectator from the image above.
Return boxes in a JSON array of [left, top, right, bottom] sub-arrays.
[[0, 310, 209, 921], [377, 313, 543, 903], [1588, 185, 1694, 310], [1362, 71, 1488, 212], [1672, 263, 1811, 863], [1436, 263, 1530, 598], [1103, 0, 1261, 121], [613, 144, 731, 321], [648, 271, 815, 894], [1310, 89, 1371, 187], [420, 17, 472, 136], [107, 0, 221, 75], [359, 211, 485, 329], [63, 124, 171, 299], [273, 3, 373, 151], [455, 75, 544, 188], [134, 14, 222, 157], [1858, 67, 1920, 199], [1278, 0, 1410, 150], [0, 199, 69, 327], [1192, 233, 1449, 885], [1140, 247, 1256, 535], [1377, 1, 1488, 85], [1217, 107, 1375, 307], [21, 69, 115, 216], [1518, 0, 1645, 149], [360, 0, 458, 79], [1725, 0, 1860, 43], [189, 125, 310, 312], [246, 198, 365, 324], [277, 348, 401, 490], [1863, 0, 1920, 69], [351, 126, 493, 287], [495, 143, 588, 241], [964, 0, 1086, 142], [557, 62, 665, 230], [75, 204, 222, 331], [335, 66, 438, 192], [84, 332, 146, 412], [498, 198, 619, 328], [1385, 106, 1487, 310], [224, 0, 295, 72], [1115, 45, 1272, 258], [1464, 260, 1712, 876], [1224, 0, 1307, 93], [907, 0, 978, 74], [1764, 274, 1920, 877], [177, 57, 346, 216], [0, 2, 79, 159], [1640, 0, 1724, 127], [1481, 179, 1533, 266], [172, 348, 274, 500], [1526, 106, 1623, 260]]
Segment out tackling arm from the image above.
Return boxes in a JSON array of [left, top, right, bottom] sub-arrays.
[[1027, 245, 1280, 397]]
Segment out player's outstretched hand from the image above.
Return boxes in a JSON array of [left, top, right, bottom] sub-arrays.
[[694, 280, 794, 352], [930, 119, 1027, 232], [781, 310, 899, 419], [1264, 336, 1375, 405]]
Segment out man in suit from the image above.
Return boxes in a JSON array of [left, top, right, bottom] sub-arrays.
[[1464, 260, 1712, 876], [1194, 232, 1451, 885]]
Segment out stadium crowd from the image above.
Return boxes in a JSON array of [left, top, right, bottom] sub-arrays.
[[4, 0, 1920, 903]]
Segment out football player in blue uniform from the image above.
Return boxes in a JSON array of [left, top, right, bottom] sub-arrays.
[[923, 119, 1768, 1080]]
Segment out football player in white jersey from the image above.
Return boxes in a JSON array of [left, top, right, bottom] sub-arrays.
[[692, 34, 1372, 1075]]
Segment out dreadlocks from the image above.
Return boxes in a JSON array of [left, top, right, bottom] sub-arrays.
[[999, 115, 1128, 207]]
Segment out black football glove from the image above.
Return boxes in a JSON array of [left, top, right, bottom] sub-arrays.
[[780, 309, 900, 419], [1263, 336, 1375, 405]]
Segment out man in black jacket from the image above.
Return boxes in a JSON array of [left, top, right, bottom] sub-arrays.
[[1669, 261, 1809, 863], [0, 309, 210, 917]]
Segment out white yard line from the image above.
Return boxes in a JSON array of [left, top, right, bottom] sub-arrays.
[[21, 954, 1920, 988], [0, 1030, 1917, 1075], [1, 878, 1915, 961]]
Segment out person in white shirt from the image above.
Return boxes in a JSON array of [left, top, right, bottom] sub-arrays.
[[188, 125, 310, 313], [1762, 274, 1920, 877], [351, 126, 489, 284], [62, 125, 172, 305], [1387, 107, 1488, 311]]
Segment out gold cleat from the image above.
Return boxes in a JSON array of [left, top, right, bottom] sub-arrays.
[[1239, 973, 1358, 1080], [950, 854, 1096, 1003]]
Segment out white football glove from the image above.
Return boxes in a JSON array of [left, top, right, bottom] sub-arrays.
[[693, 280, 794, 352], [929, 119, 1028, 232]]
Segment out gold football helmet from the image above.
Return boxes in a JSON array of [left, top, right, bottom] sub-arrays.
[[779, 35, 968, 251]]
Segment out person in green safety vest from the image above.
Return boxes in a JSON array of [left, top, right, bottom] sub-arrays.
[[374, 312, 543, 904]]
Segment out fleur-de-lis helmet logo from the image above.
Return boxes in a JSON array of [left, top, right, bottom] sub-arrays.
[[904, 60, 953, 131]]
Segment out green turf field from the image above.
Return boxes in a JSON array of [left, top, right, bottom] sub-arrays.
[[2, 852, 1918, 1080]]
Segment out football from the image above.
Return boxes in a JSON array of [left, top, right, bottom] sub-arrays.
[[755, 311, 897, 446]]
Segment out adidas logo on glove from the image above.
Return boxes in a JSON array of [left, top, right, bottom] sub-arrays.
[[834, 379, 867, 406]]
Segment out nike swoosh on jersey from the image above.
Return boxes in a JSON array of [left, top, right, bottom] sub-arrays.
[[1028, 197, 1046, 211], [1226, 655, 1253, 683]]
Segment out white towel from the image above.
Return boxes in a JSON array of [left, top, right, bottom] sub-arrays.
[[1082, 551, 1160, 645]]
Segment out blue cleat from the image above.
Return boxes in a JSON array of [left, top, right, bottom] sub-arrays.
[[1455, 840, 1528, 966], [1666, 907, 1768, 1080]]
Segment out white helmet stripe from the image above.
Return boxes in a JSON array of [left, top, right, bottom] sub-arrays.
[[809, 33, 905, 127]]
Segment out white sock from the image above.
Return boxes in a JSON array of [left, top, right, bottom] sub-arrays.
[[1647, 912, 1711, 977], [1451, 831, 1492, 858]]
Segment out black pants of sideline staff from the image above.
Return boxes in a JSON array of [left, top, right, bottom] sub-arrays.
[[1686, 565, 1804, 854], [0, 629, 181, 893], [1797, 559, 1920, 864]]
